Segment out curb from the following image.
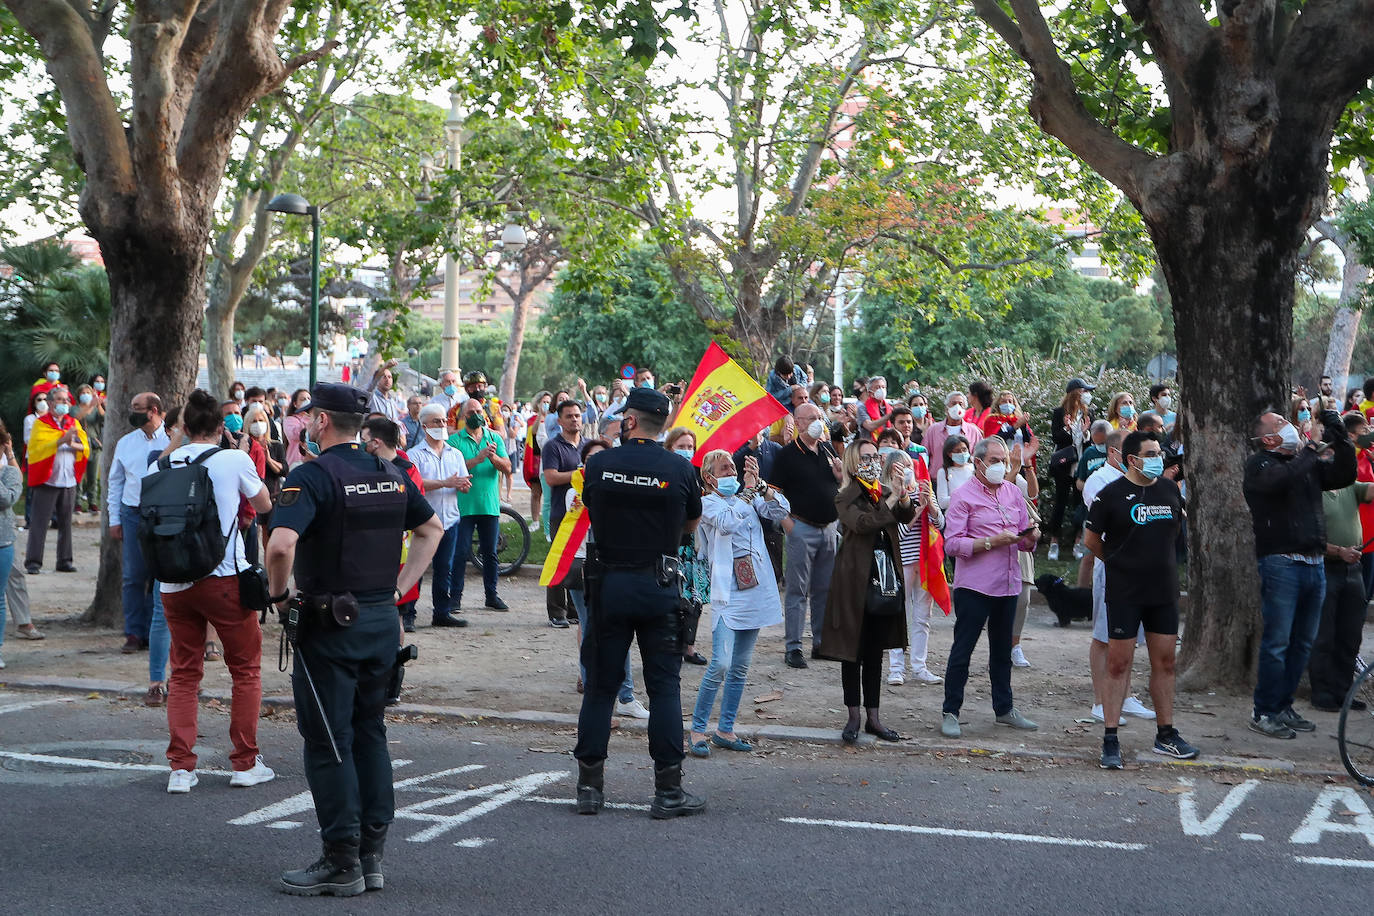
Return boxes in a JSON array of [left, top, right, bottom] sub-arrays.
[[0, 675, 1342, 779]]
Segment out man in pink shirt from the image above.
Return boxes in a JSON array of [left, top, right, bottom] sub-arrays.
[[922, 391, 983, 474], [939, 436, 1039, 738]]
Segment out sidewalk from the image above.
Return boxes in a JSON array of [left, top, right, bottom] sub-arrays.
[[2, 524, 1363, 777]]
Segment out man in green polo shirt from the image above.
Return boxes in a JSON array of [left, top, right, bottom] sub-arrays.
[[449, 397, 512, 610]]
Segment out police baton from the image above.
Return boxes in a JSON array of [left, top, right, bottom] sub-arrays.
[[279, 600, 343, 765]]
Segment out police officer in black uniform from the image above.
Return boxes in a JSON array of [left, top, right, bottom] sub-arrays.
[[574, 387, 705, 818], [265, 383, 442, 896]]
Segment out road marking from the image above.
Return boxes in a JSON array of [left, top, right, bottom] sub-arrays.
[[0, 750, 232, 777], [269, 821, 303, 829], [780, 817, 1148, 850], [454, 837, 493, 848], [1239, 833, 1264, 841], [0, 698, 75, 715], [1291, 786, 1374, 847], [1295, 855, 1374, 869], [400, 771, 566, 843], [525, 794, 651, 812], [1177, 777, 1259, 837], [230, 760, 441, 826]]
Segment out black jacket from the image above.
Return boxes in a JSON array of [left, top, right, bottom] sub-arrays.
[[1243, 439, 1357, 557]]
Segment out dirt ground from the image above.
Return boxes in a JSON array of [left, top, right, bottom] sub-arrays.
[[4, 520, 1368, 770]]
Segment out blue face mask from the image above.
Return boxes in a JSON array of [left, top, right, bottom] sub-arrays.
[[224, 414, 243, 433], [45, 370, 59, 382], [820, 392, 831, 404], [911, 406, 927, 419], [1297, 409, 1311, 422], [951, 452, 970, 466], [444, 384, 457, 397], [1139, 455, 1164, 479], [715, 476, 741, 497], [674, 447, 695, 460], [639, 379, 654, 389], [999, 403, 1015, 415], [1120, 404, 1136, 419]]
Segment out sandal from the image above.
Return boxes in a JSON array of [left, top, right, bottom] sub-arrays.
[[16, 624, 44, 640], [689, 739, 712, 758], [204, 641, 222, 662], [711, 733, 753, 753]]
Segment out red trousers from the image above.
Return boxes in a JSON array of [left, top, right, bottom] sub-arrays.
[[162, 575, 263, 772]]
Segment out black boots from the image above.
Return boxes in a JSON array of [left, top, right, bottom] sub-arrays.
[[359, 823, 388, 891], [280, 836, 365, 897], [576, 760, 604, 815], [650, 763, 705, 820]]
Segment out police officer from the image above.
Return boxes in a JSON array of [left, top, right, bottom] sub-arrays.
[[573, 387, 705, 818], [265, 383, 443, 896]]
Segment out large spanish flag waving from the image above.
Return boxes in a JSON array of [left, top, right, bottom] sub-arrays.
[[912, 456, 952, 615], [26, 414, 90, 487], [541, 469, 591, 587], [672, 342, 789, 467]]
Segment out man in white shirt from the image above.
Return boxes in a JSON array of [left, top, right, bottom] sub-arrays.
[[409, 403, 472, 627], [362, 359, 402, 422], [157, 389, 275, 795], [107, 392, 170, 658], [430, 369, 464, 415]]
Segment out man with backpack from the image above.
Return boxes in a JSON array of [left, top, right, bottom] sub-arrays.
[[141, 389, 274, 795]]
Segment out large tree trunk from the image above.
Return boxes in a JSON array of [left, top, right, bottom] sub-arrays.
[[204, 257, 256, 399], [1323, 252, 1370, 387], [499, 287, 533, 403]]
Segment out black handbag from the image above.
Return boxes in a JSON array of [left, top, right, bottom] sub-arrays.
[[865, 530, 904, 617], [231, 527, 270, 616]]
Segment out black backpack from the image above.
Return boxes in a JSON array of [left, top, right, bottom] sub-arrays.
[[138, 447, 227, 583]]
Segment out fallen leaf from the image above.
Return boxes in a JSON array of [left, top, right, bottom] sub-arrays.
[[1145, 785, 1188, 795], [754, 710, 781, 719], [753, 690, 784, 704]]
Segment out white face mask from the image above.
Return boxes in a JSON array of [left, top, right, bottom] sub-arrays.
[[982, 460, 1007, 485], [1081, 392, 1093, 406], [425, 426, 447, 441], [946, 404, 965, 422], [249, 421, 268, 437], [1157, 395, 1173, 410], [1277, 423, 1300, 451], [872, 387, 887, 402], [805, 419, 826, 440]]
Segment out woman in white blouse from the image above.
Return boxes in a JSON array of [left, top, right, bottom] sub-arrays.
[[935, 434, 974, 511], [688, 448, 790, 757]]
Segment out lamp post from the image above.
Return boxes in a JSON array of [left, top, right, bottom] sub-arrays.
[[441, 89, 464, 374], [267, 192, 321, 389]]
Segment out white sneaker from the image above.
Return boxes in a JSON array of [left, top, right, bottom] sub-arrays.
[[1072, 543, 1087, 559], [911, 669, 943, 685], [229, 755, 276, 787], [0, 653, 5, 669], [1091, 704, 1105, 723], [616, 697, 651, 720], [887, 672, 905, 686], [1121, 696, 1157, 720], [167, 769, 198, 794], [1010, 646, 1030, 668], [1047, 542, 1059, 561]]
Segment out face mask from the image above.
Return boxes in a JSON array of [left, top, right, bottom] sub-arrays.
[[1297, 409, 1311, 422], [1138, 455, 1164, 479], [674, 447, 695, 460], [248, 421, 267, 437], [1081, 392, 1093, 406], [873, 388, 887, 402], [79, 393, 94, 405], [911, 405, 927, 419], [1277, 423, 1300, 451], [223, 414, 243, 433], [947, 405, 965, 422], [34, 401, 48, 415], [999, 403, 1015, 415], [878, 446, 897, 458], [233, 390, 245, 402], [277, 398, 289, 412], [982, 460, 1007, 485], [639, 379, 653, 389], [819, 393, 831, 405], [1120, 404, 1136, 419], [305, 437, 321, 456], [129, 411, 149, 428], [715, 476, 741, 497], [906, 384, 919, 394], [94, 381, 105, 392], [596, 393, 608, 405], [951, 452, 970, 466], [444, 384, 457, 397], [45, 370, 59, 382], [466, 412, 486, 430], [426, 426, 447, 441], [856, 458, 881, 482], [52, 403, 70, 417], [903, 467, 916, 487], [806, 419, 826, 440], [1157, 395, 1172, 410]]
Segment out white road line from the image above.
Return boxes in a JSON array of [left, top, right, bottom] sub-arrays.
[[0, 750, 232, 777], [780, 817, 1148, 851], [1239, 833, 1264, 841], [1295, 855, 1374, 869], [0, 698, 74, 715], [525, 794, 651, 812], [402, 772, 567, 843]]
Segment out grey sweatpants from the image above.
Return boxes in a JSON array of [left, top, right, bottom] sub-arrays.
[[783, 520, 837, 653]]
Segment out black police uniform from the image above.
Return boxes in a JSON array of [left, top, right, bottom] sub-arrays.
[[272, 388, 433, 866], [573, 394, 702, 777]]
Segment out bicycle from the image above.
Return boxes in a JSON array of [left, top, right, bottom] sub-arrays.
[[1338, 655, 1374, 785], [468, 503, 531, 577]]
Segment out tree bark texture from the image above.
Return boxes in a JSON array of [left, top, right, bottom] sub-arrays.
[[1323, 250, 1369, 387]]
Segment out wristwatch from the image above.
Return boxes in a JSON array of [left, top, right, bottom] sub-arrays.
[[269, 589, 291, 605], [983, 537, 992, 552]]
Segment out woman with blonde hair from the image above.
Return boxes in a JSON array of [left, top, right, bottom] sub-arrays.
[[1106, 391, 1137, 431]]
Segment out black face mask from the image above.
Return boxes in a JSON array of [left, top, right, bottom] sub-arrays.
[[129, 411, 149, 428], [465, 412, 485, 430]]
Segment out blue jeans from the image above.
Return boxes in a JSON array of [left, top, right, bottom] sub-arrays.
[[571, 588, 633, 703], [1361, 552, 1374, 600], [1254, 555, 1326, 718], [148, 589, 169, 683], [119, 504, 161, 641], [429, 522, 462, 620], [691, 617, 760, 734], [452, 514, 500, 603], [0, 543, 11, 649]]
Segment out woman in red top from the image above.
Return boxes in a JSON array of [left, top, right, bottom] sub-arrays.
[[1357, 435, 1374, 599]]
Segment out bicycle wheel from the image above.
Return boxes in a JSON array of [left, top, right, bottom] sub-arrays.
[[1338, 660, 1374, 786], [469, 505, 531, 577]]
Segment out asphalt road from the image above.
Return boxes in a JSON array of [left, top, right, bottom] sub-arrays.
[[1, 688, 1371, 915]]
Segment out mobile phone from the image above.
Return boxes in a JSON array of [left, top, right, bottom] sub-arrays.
[[1017, 525, 1036, 537], [1359, 432, 1374, 448]]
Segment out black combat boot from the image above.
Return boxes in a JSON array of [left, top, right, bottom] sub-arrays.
[[359, 823, 388, 891], [280, 836, 365, 897], [575, 759, 604, 815], [649, 763, 705, 819]]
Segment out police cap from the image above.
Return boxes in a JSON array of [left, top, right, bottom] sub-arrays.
[[624, 387, 671, 417], [309, 382, 369, 414]]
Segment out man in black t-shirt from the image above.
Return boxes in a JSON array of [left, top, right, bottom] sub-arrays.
[[1084, 430, 1199, 769]]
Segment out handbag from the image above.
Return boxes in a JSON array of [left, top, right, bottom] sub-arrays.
[[865, 530, 904, 617], [732, 554, 760, 590], [555, 557, 585, 591], [231, 526, 270, 616]]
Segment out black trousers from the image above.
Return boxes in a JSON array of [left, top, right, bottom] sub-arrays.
[[943, 588, 1016, 717], [293, 600, 395, 842], [840, 612, 885, 708], [1049, 470, 1078, 550], [1309, 559, 1365, 707], [547, 584, 573, 622], [574, 570, 684, 767]]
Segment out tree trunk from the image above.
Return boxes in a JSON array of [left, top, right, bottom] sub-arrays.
[[1323, 252, 1369, 387], [499, 284, 533, 403], [82, 228, 206, 627], [205, 257, 256, 399]]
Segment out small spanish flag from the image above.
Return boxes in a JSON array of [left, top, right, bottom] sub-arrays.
[[671, 342, 789, 467], [26, 414, 89, 487], [541, 469, 591, 587], [912, 457, 952, 615]]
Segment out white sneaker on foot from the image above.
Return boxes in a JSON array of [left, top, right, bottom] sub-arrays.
[[0, 653, 5, 669], [167, 769, 198, 794], [1091, 704, 1105, 722], [911, 669, 943, 684], [1121, 696, 1157, 720], [617, 697, 651, 719], [887, 672, 905, 686], [229, 755, 276, 787], [1010, 646, 1030, 668], [1047, 543, 1059, 561], [1073, 543, 1087, 559]]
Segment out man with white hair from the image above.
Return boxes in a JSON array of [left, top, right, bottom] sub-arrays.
[[409, 403, 472, 627], [922, 391, 983, 474], [431, 369, 463, 415]]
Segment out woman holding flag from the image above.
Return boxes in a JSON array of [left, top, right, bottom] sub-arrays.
[[24, 385, 89, 574], [887, 449, 949, 686]]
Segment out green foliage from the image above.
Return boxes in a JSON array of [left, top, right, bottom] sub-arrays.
[[402, 316, 570, 398]]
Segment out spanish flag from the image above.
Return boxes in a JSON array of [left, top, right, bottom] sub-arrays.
[[541, 468, 591, 587], [671, 342, 789, 467], [912, 456, 952, 615], [26, 414, 89, 487]]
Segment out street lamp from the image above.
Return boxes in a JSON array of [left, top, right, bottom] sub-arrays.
[[441, 89, 464, 375], [501, 214, 528, 255], [267, 192, 321, 389]]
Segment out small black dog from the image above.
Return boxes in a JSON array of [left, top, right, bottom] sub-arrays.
[[1034, 573, 1093, 628]]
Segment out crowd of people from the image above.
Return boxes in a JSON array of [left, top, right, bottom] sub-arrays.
[[3, 353, 1374, 782]]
